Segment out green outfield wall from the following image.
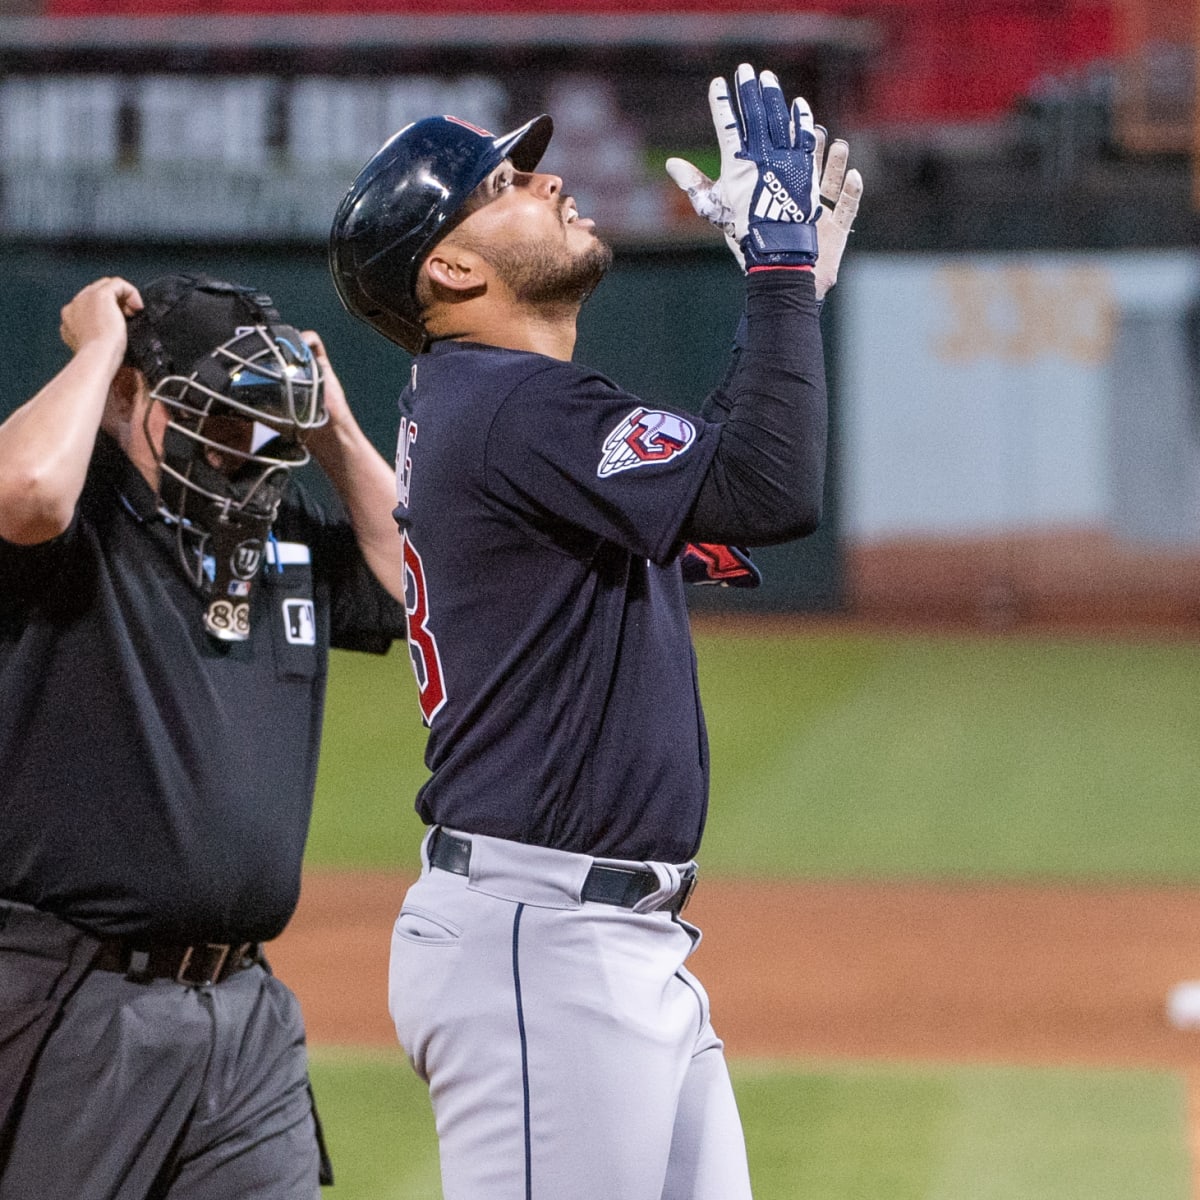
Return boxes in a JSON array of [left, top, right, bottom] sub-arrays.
[[2, 242, 841, 611]]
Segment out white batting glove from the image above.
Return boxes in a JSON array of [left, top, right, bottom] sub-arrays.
[[667, 66, 822, 271], [665, 73, 750, 269], [811, 128, 863, 300]]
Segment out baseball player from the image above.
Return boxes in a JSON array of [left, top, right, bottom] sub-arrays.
[[328, 64, 861, 1199], [0, 274, 407, 1198]]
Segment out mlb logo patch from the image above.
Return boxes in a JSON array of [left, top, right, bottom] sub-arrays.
[[282, 598, 316, 646], [598, 408, 696, 477]]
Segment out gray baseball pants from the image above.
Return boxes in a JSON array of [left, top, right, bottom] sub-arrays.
[[388, 828, 754, 1200]]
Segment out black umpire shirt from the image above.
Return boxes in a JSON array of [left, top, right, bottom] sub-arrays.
[[0, 431, 406, 945]]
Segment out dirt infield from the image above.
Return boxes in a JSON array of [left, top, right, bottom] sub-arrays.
[[272, 870, 1200, 1069]]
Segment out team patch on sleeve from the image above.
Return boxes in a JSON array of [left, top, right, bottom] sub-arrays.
[[598, 408, 697, 478]]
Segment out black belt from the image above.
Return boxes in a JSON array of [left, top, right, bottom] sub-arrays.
[[92, 939, 261, 987], [428, 829, 697, 915]]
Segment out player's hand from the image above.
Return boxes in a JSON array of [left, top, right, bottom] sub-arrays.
[[812, 130, 863, 300], [666, 65, 820, 271], [666, 73, 749, 269], [60, 276, 143, 359]]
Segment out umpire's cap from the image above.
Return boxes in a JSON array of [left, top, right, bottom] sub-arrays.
[[125, 274, 281, 383], [328, 114, 554, 353]]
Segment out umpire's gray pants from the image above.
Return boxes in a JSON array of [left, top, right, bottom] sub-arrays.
[[0, 917, 320, 1200]]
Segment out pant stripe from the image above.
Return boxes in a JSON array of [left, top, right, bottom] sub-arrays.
[[511, 903, 532, 1200]]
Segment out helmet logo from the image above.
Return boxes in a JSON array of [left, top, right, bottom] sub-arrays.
[[230, 539, 264, 580], [444, 115, 493, 137]]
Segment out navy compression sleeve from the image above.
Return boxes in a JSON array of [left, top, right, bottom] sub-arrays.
[[684, 270, 827, 546]]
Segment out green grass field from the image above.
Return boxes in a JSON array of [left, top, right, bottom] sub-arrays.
[[305, 625, 1200, 1198], [309, 1051, 1191, 1200], [311, 626, 1200, 882]]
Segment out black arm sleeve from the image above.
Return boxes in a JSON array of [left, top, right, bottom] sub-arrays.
[[683, 270, 827, 547]]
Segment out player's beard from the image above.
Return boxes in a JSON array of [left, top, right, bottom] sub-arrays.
[[485, 235, 613, 310]]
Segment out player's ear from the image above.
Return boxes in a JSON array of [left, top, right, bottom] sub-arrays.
[[422, 245, 488, 296]]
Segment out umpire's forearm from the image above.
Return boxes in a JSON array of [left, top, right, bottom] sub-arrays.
[[683, 270, 827, 546], [309, 416, 405, 603], [0, 339, 121, 545]]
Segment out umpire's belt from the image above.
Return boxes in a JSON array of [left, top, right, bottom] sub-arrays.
[[91, 939, 261, 987], [429, 829, 696, 915]]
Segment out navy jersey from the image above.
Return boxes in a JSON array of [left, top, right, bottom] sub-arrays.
[[396, 341, 722, 862]]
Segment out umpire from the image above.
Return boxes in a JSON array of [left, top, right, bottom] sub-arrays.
[[0, 274, 406, 1198]]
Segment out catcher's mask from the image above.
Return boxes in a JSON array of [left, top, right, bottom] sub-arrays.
[[124, 274, 326, 642], [328, 113, 554, 353]]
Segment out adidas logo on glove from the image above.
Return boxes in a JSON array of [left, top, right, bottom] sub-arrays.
[[753, 171, 804, 222]]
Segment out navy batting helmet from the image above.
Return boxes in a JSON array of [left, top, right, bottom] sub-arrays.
[[328, 114, 554, 353]]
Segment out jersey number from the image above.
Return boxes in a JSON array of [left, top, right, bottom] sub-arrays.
[[402, 533, 447, 724]]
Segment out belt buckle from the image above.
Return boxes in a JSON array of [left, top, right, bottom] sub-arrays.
[[176, 943, 231, 987]]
